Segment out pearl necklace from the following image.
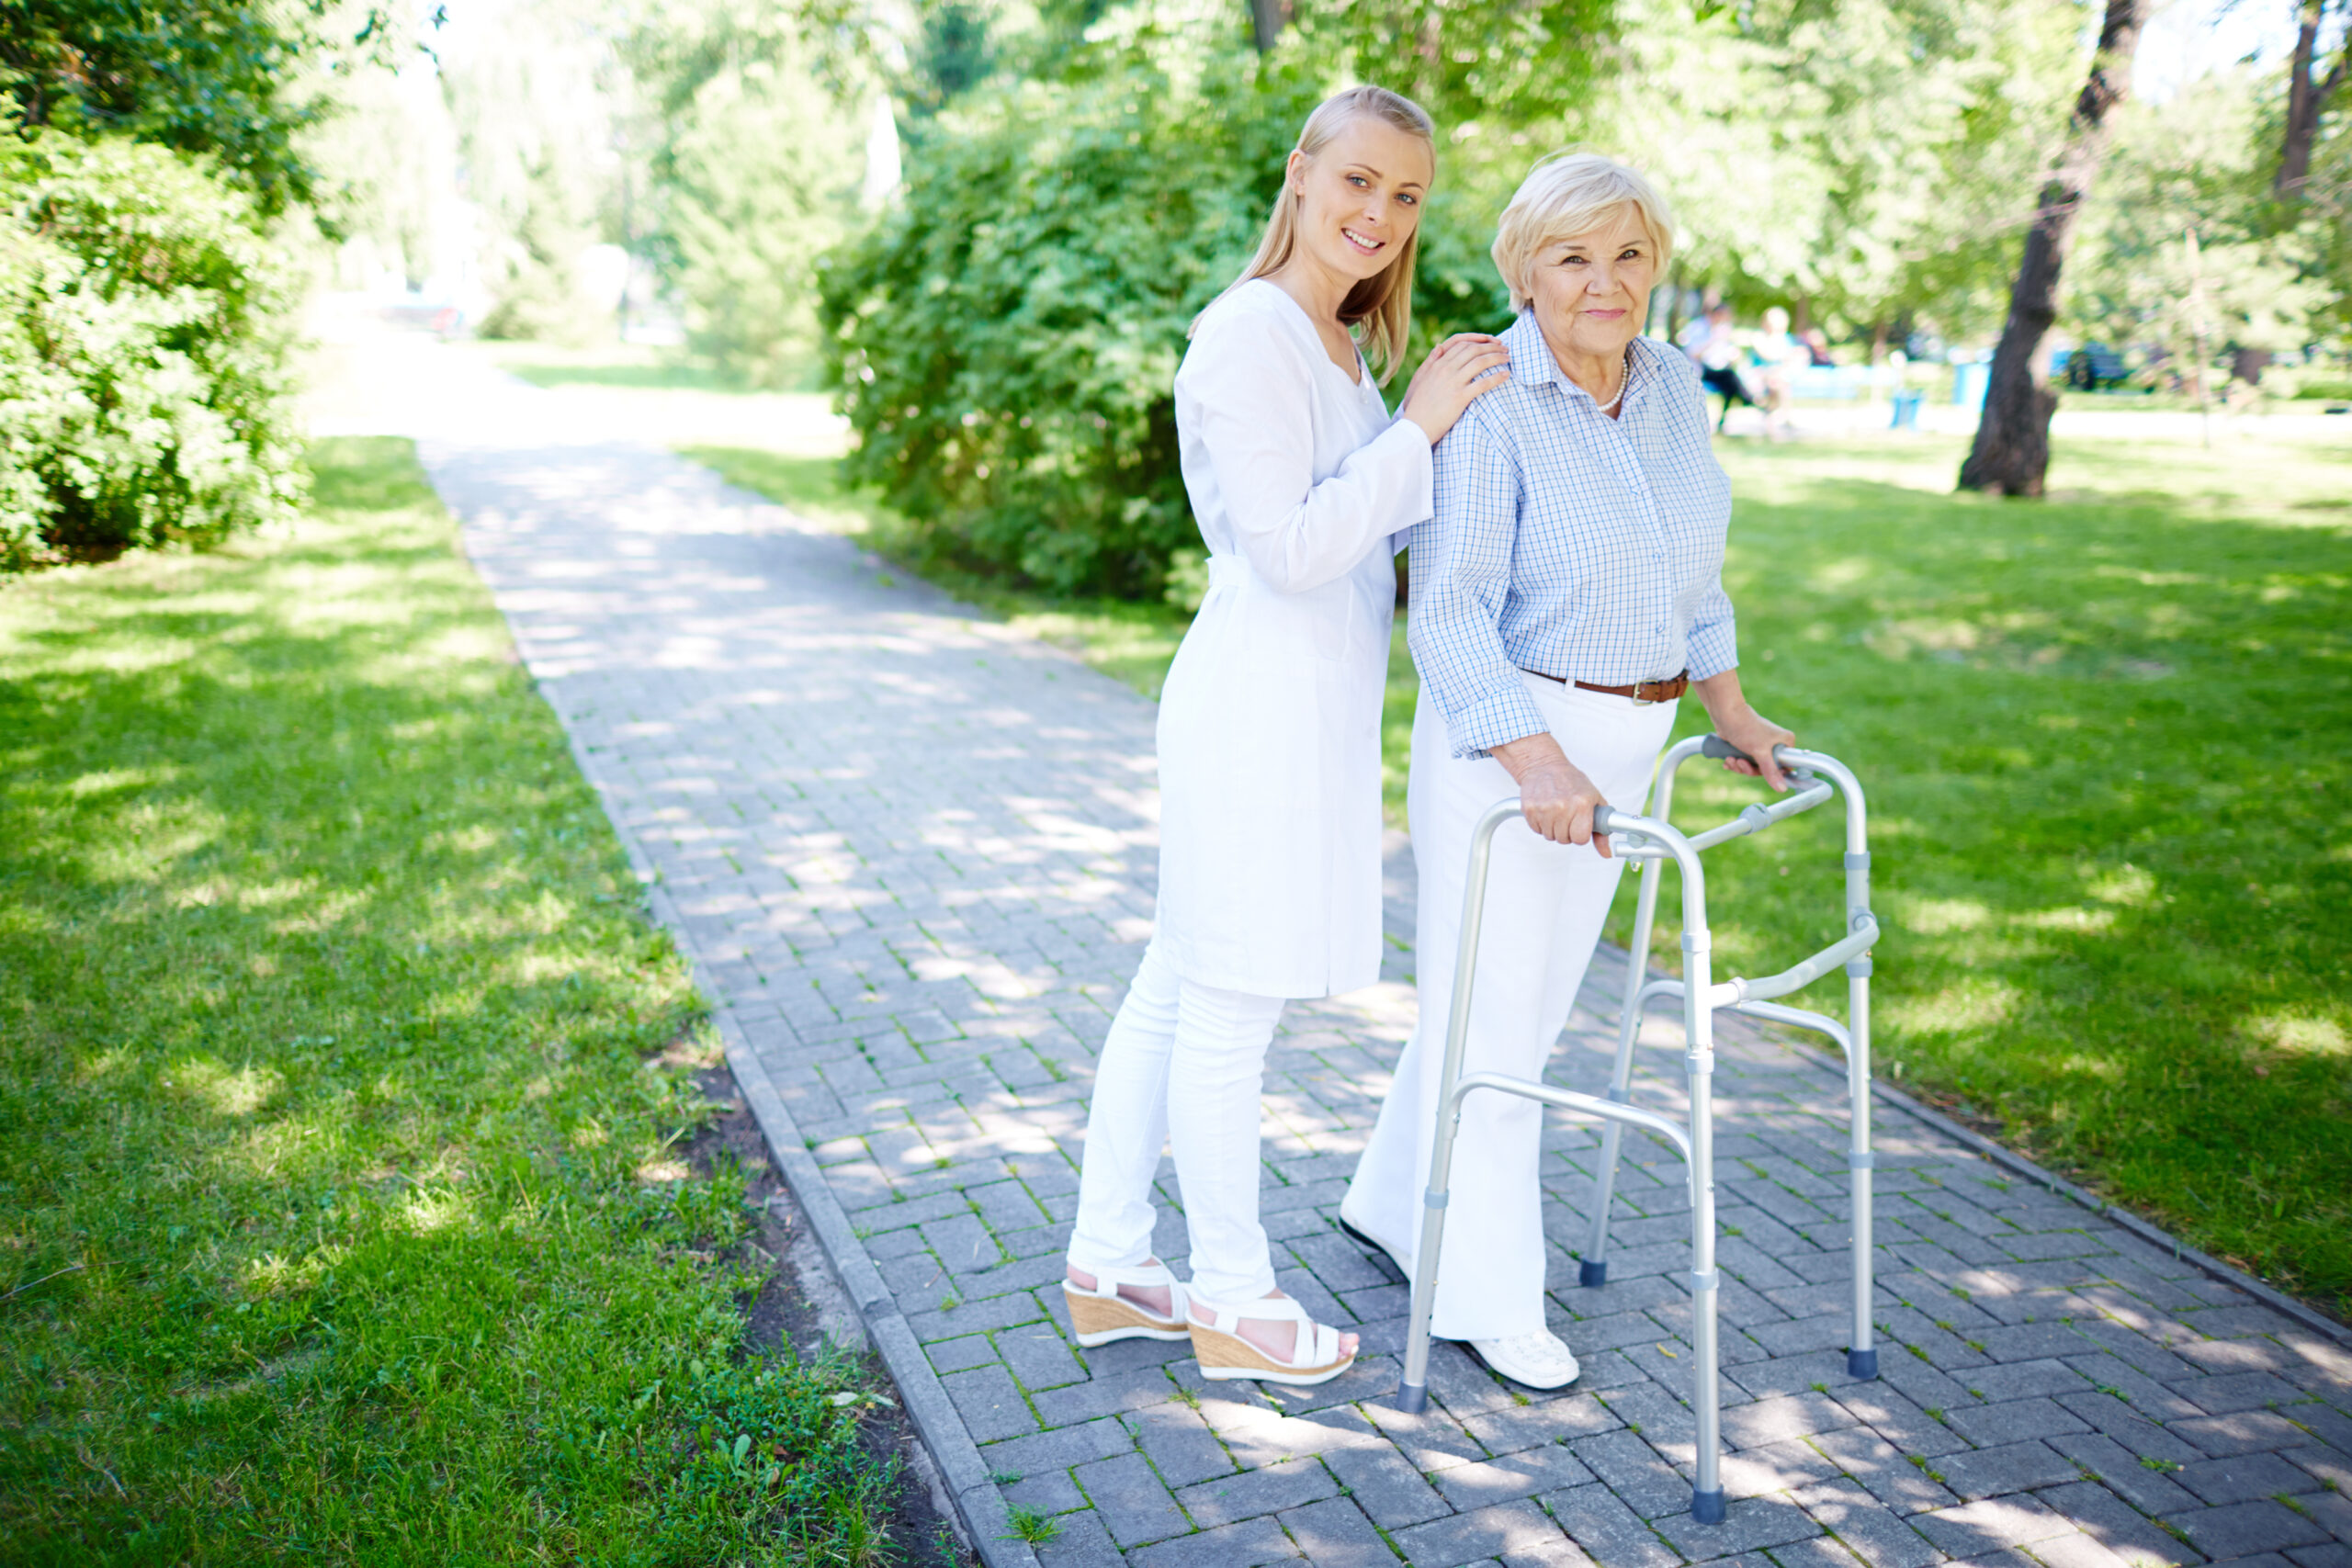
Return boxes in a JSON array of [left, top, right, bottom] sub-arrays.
[[1589, 355, 1629, 414]]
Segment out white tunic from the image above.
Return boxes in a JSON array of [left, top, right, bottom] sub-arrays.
[[1153, 279, 1435, 998]]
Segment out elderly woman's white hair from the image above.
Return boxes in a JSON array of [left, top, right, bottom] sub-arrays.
[[1489, 152, 1676, 315]]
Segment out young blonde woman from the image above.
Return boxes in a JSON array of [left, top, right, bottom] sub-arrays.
[[1062, 86, 1509, 1386]]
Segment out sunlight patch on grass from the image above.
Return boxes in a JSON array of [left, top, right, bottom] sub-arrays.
[[2249, 1014, 2349, 1058]]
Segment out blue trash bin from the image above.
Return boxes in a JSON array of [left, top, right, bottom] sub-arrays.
[[1953, 361, 1991, 409], [1890, 389, 1923, 430]]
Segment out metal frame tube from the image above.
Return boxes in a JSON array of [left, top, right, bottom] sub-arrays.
[[1396, 798, 1725, 1523], [1583, 736, 1710, 1286]]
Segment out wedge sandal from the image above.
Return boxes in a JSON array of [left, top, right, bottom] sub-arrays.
[[1186, 1290, 1357, 1387], [1063, 1258, 1190, 1348]]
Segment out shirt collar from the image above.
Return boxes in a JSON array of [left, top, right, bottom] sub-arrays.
[[1505, 310, 1652, 413]]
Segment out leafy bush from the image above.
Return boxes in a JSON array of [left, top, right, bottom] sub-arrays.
[[819, 42, 1321, 596], [819, 29, 1518, 599], [0, 130, 303, 570]]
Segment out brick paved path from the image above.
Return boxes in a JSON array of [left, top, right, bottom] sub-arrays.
[[422, 426, 2352, 1568]]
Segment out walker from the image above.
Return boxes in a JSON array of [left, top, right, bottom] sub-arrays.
[[1394, 736, 1881, 1526]]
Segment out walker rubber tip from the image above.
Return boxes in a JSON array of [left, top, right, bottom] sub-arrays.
[[1579, 1258, 1609, 1289], [1692, 1488, 1727, 1525], [1395, 1382, 1429, 1415], [1848, 1348, 1879, 1380]]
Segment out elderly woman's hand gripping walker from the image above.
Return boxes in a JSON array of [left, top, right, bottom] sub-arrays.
[[1339, 152, 1793, 1393], [1060, 85, 1508, 1387]]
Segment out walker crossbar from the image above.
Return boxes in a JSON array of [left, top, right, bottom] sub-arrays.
[[1393, 737, 1879, 1527], [1580, 736, 1878, 1391]]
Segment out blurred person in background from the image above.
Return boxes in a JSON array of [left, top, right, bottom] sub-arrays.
[[1689, 302, 1756, 432]]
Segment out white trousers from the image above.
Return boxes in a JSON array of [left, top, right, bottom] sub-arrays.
[[1068, 941, 1287, 1304], [1346, 672, 1674, 1340]]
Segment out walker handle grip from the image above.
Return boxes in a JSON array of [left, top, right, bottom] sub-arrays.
[[1702, 735, 1792, 769]]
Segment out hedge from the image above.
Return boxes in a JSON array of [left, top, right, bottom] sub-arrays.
[[0, 130, 305, 571]]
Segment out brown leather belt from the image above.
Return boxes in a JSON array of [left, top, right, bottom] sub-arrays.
[[1524, 668, 1690, 704]]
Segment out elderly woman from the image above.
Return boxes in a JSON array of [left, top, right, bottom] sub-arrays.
[[1341, 152, 1794, 1391]]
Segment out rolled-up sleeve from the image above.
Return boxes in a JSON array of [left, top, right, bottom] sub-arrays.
[[1686, 582, 1737, 678], [1408, 408, 1545, 760]]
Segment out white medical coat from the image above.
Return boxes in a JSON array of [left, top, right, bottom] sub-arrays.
[[1152, 279, 1434, 998]]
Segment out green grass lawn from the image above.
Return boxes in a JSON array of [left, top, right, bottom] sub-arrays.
[[0, 440, 899, 1563], [690, 430, 2352, 1316]]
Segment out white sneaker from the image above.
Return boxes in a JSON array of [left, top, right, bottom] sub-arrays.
[[1468, 1330, 1582, 1390]]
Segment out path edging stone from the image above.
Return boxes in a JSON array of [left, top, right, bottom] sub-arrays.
[[556, 710, 1042, 1568]]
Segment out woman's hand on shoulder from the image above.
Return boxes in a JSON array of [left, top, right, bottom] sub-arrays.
[[1399, 333, 1511, 446]]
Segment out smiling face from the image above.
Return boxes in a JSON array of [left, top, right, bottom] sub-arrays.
[[1527, 204, 1661, 370], [1285, 116, 1433, 287]]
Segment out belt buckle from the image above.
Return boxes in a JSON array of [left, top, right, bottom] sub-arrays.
[[1630, 681, 1657, 705]]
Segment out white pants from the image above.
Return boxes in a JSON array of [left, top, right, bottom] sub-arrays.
[[1068, 942, 1287, 1304], [1347, 673, 1674, 1340]]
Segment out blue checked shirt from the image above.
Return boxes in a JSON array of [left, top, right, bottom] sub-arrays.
[[1409, 311, 1737, 759]]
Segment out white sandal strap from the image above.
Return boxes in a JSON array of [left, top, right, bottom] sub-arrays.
[[1189, 1291, 1343, 1371], [1068, 1260, 1185, 1309]]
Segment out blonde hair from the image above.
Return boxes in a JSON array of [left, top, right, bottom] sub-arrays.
[[1490, 151, 1676, 315], [1195, 85, 1434, 385]]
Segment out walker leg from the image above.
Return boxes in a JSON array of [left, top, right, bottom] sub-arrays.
[[1682, 928, 1725, 1524], [1585, 857, 1665, 1289], [1847, 953, 1877, 1381], [1400, 805, 1514, 1414]]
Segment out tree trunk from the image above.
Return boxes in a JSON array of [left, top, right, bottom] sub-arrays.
[[1958, 0, 2147, 496], [2276, 0, 2347, 200], [1249, 0, 1283, 52]]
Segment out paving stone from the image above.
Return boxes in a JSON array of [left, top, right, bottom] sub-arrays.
[[1432, 1443, 1600, 1509], [1125, 1515, 1300, 1568], [1393, 1498, 1576, 1568], [1035, 1509, 1128, 1568], [2045, 1432, 2201, 1517], [2170, 1412, 2316, 1459], [1791, 1478, 1941, 1568], [2030, 1481, 2204, 1568], [1074, 1451, 1193, 1548], [1322, 1439, 1452, 1529], [1936, 1441, 2085, 1502], [1809, 1424, 1961, 1515], [1279, 1495, 1394, 1566], [2161, 1501, 2331, 1560], [1538, 1482, 1685, 1568], [1723, 1436, 1846, 1499], [1652, 1496, 1824, 1558], [2286, 1546, 2352, 1568], [943, 1362, 1041, 1442], [1724, 1393, 1861, 1451], [1464, 1393, 1624, 1456], [1172, 1458, 1336, 1529], [1128, 1402, 1235, 1490], [1944, 1397, 2091, 1449], [1571, 1427, 1699, 1519], [1765, 1536, 1868, 1568], [2025, 1529, 2141, 1568], [2173, 1450, 2327, 1508], [1912, 1495, 2080, 1555]]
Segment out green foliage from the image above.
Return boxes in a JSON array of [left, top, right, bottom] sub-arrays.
[[818, 35, 1327, 596], [622, 0, 865, 386], [1601, 0, 2080, 341], [0, 130, 304, 570], [2069, 73, 2330, 365], [0, 0, 363, 217], [1289, 0, 1614, 129], [0, 436, 902, 1562]]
